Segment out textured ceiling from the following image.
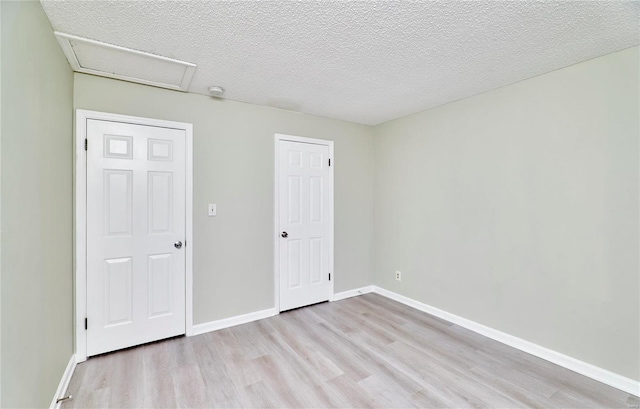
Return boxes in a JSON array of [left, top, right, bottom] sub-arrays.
[[41, 1, 639, 125]]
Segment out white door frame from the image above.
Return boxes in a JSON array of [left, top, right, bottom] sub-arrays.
[[274, 133, 334, 312], [75, 109, 194, 362]]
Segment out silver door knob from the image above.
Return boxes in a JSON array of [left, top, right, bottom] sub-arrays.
[[281, 231, 288, 238], [174, 241, 183, 249]]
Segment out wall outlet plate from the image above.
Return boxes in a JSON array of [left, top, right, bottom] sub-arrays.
[[395, 271, 401, 281]]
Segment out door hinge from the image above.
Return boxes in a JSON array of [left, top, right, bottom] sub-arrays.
[[84, 139, 88, 151], [84, 318, 88, 330], [328, 158, 331, 167]]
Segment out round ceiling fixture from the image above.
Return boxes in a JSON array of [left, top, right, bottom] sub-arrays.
[[208, 86, 225, 98]]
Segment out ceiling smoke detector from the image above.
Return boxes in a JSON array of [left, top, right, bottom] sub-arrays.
[[209, 86, 225, 98]]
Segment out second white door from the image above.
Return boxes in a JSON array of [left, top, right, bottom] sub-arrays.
[[278, 138, 332, 311], [86, 118, 186, 356]]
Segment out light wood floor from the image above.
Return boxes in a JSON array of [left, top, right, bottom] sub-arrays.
[[64, 294, 638, 408]]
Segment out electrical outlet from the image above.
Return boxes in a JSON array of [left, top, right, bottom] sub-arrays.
[[395, 271, 401, 281]]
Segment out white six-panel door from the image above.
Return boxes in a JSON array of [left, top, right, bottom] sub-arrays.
[[86, 119, 186, 356], [278, 139, 332, 311]]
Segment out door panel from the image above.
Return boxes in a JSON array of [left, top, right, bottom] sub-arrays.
[[278, 140, 332, 311], [148, 254, 173, 318], [87, 119, 186, 356], [104, 257, 133, 326], [309, 238, 322, 284], [148, 172, 173, 233], [104, 170, 132, 236], [287, 239, 302, 288]]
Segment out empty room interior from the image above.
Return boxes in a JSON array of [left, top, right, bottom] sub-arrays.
[[1, 1, 639, 408]]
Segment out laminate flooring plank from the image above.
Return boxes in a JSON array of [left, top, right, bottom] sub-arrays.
[[312, 318, 425, 396], [333, 302, 485, 376], [357, 294, 455, 330], [257, 329, 339, 407], [467, 358, 558, 402], [189, 331, 218, 365], [198, 361, 244, 408], [242, 380, 280, 408], [207, 328, 262, 388], [396, 322, 491, 371], [142, 342, 177, 408], [251, 353, 316, 408], [142, 370, 175, 408], [349, 295, 436, 331], [281, 311, 373, 382], [172, 363, 208, 409], [289, 305, 424, 404], [324, 374, 376, 409], [199, 332, 242, 373], [292, 304, 358, 335], [357, 374, 419, 408], [61, 361, 87, 409], [331, 306, 489, 398], [227, 354, 263, 389], [409, 388, 477, 409], [336, 298, 496, 376], [229, 320, 272, 360], [547, 389, 629, 409], [70, 355, 111, 401], [548, 383, 631, 409], [475, 340, 631, 406], [314, 300, 399, 345], [317, 326, 425, 399], [63, 294, 634, 408], [207, 328, 241, 359], [264, 314, 351, 405], [267, 324, 344, 382], [382, 340, 499, 408], [167, 335, 198, 368], [65, 387, 111, 409], [108, 348, 145, 409]]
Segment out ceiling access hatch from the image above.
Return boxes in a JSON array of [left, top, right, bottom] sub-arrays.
[[54, 32, 196, 92]]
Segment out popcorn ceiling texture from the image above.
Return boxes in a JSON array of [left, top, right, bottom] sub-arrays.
[[41, 1, 639, 125]]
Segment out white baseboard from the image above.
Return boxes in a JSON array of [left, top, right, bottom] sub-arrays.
[[332, 285, 374, 302], [57, 288, 638, 399], [191, 307, 278, 336], [372, 286, 640, 397], [49, 354, 77, 409], [189, 285, 377, 336], [191, 286, 375, 336]]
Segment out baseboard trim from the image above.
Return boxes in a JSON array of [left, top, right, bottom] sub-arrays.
[[191, 307, 278, 336], [190, 285, 377, 336], [332, 285, 374, 302], [59, 287, 638, 397], [372, 286, 640, 397], [49, 354, 77, 409]]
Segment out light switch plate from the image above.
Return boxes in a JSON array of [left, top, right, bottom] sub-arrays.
[[208, 204, 217, 216]]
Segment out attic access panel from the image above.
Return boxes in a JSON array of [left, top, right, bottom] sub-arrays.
[[55, 32, 196, 92]]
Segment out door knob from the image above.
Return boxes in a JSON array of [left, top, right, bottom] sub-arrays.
[[174, 241, 183, 249], [281, 232, 288, 238]]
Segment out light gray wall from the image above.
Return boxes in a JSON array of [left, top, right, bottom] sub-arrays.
[[0, 1, 3, 403], [1, 1, 74, 407], [74, 73, 375, 324], [374, 47, 639, 381]]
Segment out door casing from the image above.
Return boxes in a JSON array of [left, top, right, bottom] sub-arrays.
[[75, 109, 194, 362], [274, 133, 335, 312]]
